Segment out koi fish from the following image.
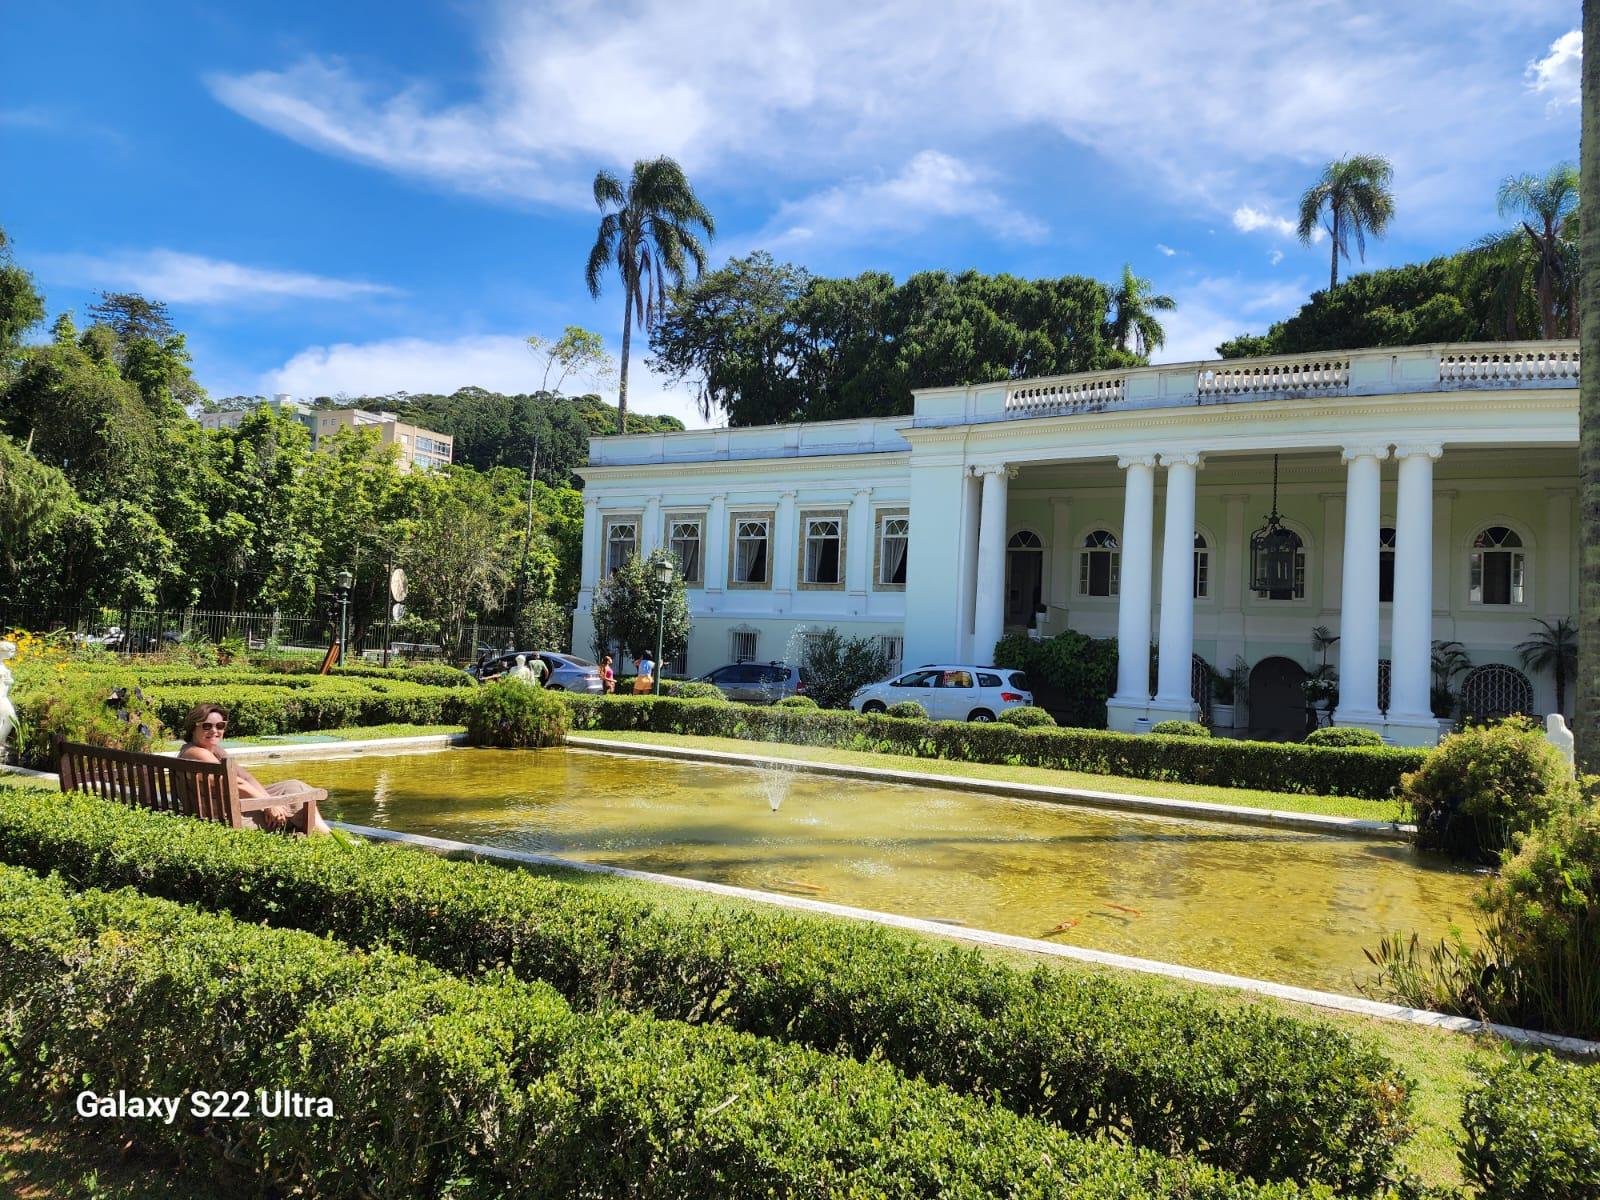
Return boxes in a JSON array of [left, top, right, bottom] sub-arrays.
[[1103, 902, 1143, 917], [1041, 919, 1079, 936], [925, 916, 970, 927], [774, 879, 825, 893]]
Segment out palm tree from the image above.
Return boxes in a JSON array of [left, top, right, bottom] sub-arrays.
[[1581, 0, 1600, 770], [1297, 155, 1397, 292], [1108, 264, 1175, 356], [1518, 617, 1578, 714], [1495, 164, 1580, 339], [586, 157, 715, 434]]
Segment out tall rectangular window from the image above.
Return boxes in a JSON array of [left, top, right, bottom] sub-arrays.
[[669, 519, 702, 583], [876, 634, 904, 672], [804, 517, 842, 584], [605, 521, 637, 576], [730, 628, 759, 662], [733, 518, 769, 584], [878, 515, 909, 586]]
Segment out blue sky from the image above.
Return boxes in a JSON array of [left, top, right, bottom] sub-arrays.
[[1, 1, 1582, 428]]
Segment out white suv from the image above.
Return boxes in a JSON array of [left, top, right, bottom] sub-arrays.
[[850, 665, 1034, 722]]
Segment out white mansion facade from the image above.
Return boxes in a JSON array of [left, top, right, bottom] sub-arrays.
[[574, 341, 1579, 746]]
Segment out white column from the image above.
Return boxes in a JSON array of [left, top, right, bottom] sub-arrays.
[[1110, 455, 1157, 726], [704, 494, 728, 607], [578, 497, 602, 597], [1388, 445, 1440, 740], [1048, 496, 1072, 631], [847, 487, 873, 607], [1153, 452, 1202, 714], [956, 472, 982, 660], [772, 491, 797, 608], [1333, 445, 1388, 727], [641, 496, 662, 556], [972, 465, 1011, 664]]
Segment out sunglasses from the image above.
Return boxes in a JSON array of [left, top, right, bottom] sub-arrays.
[[198, 721, 227, 732]]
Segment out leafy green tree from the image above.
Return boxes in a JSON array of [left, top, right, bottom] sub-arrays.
[[1107, 263, 1175, 355], [1297, 154, 1397, 291], [1493, 163, 1580, 339], [589, 547, 689, 666], [0, 434, 80, 601], [402, 467, 520, 659], [86, 292, 175, 344], [586, 156, 715, 434], [527, 325, 616, 393], [798, 627, 891, 708], [0, 228, 44, 371]]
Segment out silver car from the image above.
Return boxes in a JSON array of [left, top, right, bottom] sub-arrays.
[[850, 665, 1033, 722], [472, 651, 604, 693], [695, 661, 809, 703]]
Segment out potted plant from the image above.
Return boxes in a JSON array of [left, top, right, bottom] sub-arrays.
[[1210, 665, 1234, 731], [1226, 656, 1250, 729], [1431, 639, 1470, 736]]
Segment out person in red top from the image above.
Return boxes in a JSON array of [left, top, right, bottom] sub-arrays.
[[601, 654, 616, 694]]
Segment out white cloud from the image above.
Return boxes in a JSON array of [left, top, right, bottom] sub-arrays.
[[1527, 29, 1581, 111], [759, 151, 1045, 250], [260, 333, 711, 428], [1269, 249, 1284, 266], [1232, 206, 1293, 238], [1150, 274, 1313, 363], [38, 249, 398, 305], [1155, 243, 1177, 256]]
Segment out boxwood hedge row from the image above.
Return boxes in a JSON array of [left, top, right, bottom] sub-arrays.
[[560, 695, 1424, 801], [0, 788, 1411, 1193], [139, 679, 474, 735], [0, 864, 1317, 1200], [1460, 1052, 1600, 1199]]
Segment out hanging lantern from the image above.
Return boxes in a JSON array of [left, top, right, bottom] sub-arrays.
[[1250, 455, 1299, 594]]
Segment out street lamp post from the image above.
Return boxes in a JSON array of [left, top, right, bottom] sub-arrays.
[[335, 569, 354, 665], [653, 558, 675, 697]]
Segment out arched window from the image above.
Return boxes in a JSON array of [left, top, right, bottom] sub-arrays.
[[1079, 530, 1120, 597], [1008, 530, 1043, 550], [1193, 533, 1209, 599], [1460, 664, 1534, 722], [1470, 526, 1526, 605], [1379, 527, 1396, 603], [1253, 529, 1306, 600]]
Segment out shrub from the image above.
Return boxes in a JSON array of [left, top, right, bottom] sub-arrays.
[[774, 694, 819, 709], [664, 680, 728, 702], [0, 864, 1315, 1200], [466, 680, 570, 748], [797, 627, 891, 708], [12, 678, 165, 769], [994, 629, 1118, 728], [558, 695, 1422, 800], [1151, 720, 1210, 738], [1305, 727, 1385, 748], [1461, 1052, 1600, 1199], [997, 705, 1056, 728], [0, 787, 1415, 1192], [1403, 717, 1578, 862], [513, 597, 572, 654], [886, 700, 926, 719]]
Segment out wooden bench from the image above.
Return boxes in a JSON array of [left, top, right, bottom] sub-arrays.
[[55, 739, 326, 830]]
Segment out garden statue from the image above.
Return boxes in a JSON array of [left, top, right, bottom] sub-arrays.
[[505, 653, 534, 683], [1546, 713, 1575, 765], [0, 640, 15, 763]]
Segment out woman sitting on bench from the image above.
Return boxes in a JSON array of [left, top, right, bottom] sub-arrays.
[[178, 703, 332, 835]]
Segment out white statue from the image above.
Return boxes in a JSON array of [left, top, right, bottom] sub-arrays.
[[0, 640, 15, 764], [1546, 712, 1575, 766], [505, 653, 534, 683]]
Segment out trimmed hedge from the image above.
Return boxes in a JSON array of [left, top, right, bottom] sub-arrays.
[[0, 865, 1318, 1200], [886, 699, 927, 719], [466, 680, 570, 747], [1151, 720, 1210, 737], [1303, 727, 1385, 748], [561, 695, 1423, 800], [997, 705, 1057, 728], [141, 679, 473, 736], [0, 788, 1412, 1192], [1460, 1053, 1600, 1199]]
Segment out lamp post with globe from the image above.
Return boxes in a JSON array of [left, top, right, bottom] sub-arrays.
[[654, 558, 675, 696]]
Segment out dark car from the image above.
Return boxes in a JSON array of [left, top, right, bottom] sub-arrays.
[[469, 651, 604, 693], [695, 661, 808, 703]]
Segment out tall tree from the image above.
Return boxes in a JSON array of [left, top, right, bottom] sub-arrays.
[[1495, 163, 1580, 339], [1107, 264, 1175, 356], [585, 157, 715, 435], [1297, 154, 1397, 291], [1578, 0, 1600, 771]]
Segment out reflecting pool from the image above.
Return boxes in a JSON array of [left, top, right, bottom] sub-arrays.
[[255, 747, 1480, 994]]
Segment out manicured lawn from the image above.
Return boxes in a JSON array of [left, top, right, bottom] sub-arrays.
[[572, 728, 1411, 823]]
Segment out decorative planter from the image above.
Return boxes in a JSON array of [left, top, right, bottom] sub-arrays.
[[1210, 703, 1234, 730]]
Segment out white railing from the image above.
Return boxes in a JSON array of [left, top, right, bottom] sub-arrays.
[[1196, 355, 1350, 398], [1438, 345, 1580, 384], [1005, 371, 1126, 414]]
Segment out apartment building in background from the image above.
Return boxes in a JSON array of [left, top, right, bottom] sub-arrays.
[[198, 395, 453, 473]]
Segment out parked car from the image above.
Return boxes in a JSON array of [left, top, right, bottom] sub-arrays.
[[849, 665, 1033, 722], [695, 661, 809, 703], [469, 651, 604, 693]]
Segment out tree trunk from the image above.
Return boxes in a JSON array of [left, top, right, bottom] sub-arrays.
[[617, 297, 633, 436], [1577, 0, 1600, 769], [1539, 243, 1557, 340], [1329, 209, 1340, 292]]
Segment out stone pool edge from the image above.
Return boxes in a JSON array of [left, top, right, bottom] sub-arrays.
[[336, 819, 1600, 1056], [565, 735, 1415, 842]]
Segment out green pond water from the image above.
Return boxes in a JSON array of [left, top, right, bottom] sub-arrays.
[[255, 746, 1482, 994]]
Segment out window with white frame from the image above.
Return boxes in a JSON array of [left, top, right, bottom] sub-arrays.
[[733, 518, 770, 584], [1253, 530, 1307, 600], [876, 634, 904, 673], [878, 515, 909, 586], [803, 516, 842, 584], [730, 627, 759, 663], [604, 520, 637, 576], [1470, 526, 1526, 605], [1079, 530, 1120, 597], [1379, 527, 1396, 603], [1193, 533, 1209, 599], [668, 518, 702, 584]]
